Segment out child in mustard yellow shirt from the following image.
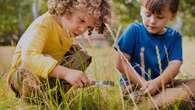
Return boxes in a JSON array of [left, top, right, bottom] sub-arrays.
[[7, 0, 111, 103]]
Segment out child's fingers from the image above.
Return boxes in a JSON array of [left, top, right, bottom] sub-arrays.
[[143, 85, 157, 95], [143, 87, 150, 94], [76, 80, 84, 88], [143, 86, 153, 95], [141, 83, 149, 91], [81, 75, 90, 86]]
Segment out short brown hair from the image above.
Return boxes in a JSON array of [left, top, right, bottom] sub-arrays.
[[48, 0, 112, 34], [140, 0, 180, 14]]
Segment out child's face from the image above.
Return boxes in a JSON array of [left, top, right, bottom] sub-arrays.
[[141, 6, 175, 34], [61, 8, 97, 37]]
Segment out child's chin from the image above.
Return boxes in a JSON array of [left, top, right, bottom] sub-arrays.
[[147, 29, 159, 34]]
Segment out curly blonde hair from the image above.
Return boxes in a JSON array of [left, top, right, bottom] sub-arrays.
[[48, 0, 111, 34]]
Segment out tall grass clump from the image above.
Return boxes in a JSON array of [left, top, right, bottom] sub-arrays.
[[0, 74, 19, 110]]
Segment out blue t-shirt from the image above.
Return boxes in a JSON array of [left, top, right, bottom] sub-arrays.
[[117, 23, 183, 80]]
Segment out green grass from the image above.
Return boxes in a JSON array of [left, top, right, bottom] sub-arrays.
[[0, 46, 194, 110], [0, 47, 124, 110], [0, 76, 19, 110]]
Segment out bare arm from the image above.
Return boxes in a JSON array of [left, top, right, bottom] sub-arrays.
[[116, 53, 147, 87], [49, 65, 68, 79], [155, 60, 182, 87], [141, 60, 182, 95], [49, 65, 90, 87]]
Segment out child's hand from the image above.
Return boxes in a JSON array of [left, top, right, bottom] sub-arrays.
[[118, 54, 127, 68], [141, 79, 160, 95], [63, 69, 90, 88]]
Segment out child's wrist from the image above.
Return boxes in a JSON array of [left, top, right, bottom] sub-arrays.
[[51, 65, 69, 80], [140, 78, 147, 87], [154, 78, 161, 88], [61, 66, 71, 80]]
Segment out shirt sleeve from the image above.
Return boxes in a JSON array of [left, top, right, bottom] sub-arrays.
[[169, 33, 183, 62], [21, 21, 58, 79], [117, 23, 137, 56]]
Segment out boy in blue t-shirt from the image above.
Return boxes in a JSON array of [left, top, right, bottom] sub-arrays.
[[116, 0, 183, 96]]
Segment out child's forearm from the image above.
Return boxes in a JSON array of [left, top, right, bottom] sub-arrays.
[[124, 63, 147, 87], [116, 54, 146, 87], [155, 60, 182, 87], [50, 65, 90, 87], [117, 60, 146, 87], [50, 65, 68, 80]]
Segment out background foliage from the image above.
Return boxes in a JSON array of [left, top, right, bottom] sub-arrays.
[[0, 0, 195, 45]]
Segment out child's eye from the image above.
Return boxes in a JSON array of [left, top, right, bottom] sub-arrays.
[[141, 11, 151, 19], [145, 12, 151, 17], [157, 16, 164, 19]]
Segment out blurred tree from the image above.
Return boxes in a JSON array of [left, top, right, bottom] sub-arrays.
[[0, 0, 47, 45], [0, 0, 33, 35], [113, 0, 195, 38], [0, 0, 33, 45], [0, 0, 195, 46], [180, 0, 195, 38], [181, 0, 195, 16], [32, 0, 40, 19], [113, 0, 141, 27]]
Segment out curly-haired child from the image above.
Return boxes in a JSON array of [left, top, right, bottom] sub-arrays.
[[7, 0, 111, 103]]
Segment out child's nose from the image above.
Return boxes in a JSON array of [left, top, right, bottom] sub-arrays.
[[150, 16, 156, 24]]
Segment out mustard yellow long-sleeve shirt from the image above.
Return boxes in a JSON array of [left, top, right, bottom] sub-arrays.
[[8, 12, 73, 82]]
